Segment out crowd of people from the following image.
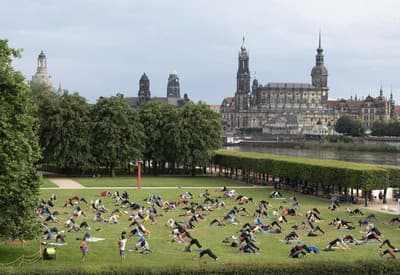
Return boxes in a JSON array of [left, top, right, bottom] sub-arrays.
[[35, 187, 400, 262]]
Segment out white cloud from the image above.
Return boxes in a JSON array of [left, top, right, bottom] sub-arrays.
[[1, 0, 400, 103]]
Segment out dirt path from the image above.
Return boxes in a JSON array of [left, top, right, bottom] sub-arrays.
[[47, 178, 85, 189], [41, 185, 273, 190], [361, 201, 400, 215]]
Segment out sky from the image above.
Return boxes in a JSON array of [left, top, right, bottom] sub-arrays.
[[1, 0, 400, 104]]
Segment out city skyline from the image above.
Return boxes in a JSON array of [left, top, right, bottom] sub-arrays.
[[2, 0, 400, 104]]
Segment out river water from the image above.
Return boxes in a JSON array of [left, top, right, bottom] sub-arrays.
[[227, 146, 400, 166]]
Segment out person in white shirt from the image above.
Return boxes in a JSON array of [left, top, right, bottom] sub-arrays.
[[118, 235, 127, 262]]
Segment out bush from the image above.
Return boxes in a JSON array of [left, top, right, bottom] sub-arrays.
[[2, 260, 400, 274]]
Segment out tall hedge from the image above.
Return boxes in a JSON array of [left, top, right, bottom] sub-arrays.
[[213, 150, 399, 190]]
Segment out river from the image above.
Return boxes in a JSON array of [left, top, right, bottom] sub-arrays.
[[227, 145, 400, 166]]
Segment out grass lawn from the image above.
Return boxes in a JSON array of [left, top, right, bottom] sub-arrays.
[[74, 176, 252, 188], [40, 177, 58, 188], [1, 180, 400, 273]]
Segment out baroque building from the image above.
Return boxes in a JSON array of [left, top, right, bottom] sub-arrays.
[[125, 70, 190, 108], [31, 50, 53, 87], [221, 35, 332, 132], [327, 87, 396, 129]]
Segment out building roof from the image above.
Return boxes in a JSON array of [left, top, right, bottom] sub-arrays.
[[209, 105, 221, 113], [345, 100, 363, 110], [221, 97, 234, 106], [125, 97, 140, 107], [326, 100, 337, 109], [265, 82, 314, 89]]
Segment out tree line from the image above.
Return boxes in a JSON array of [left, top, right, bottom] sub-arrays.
[[335, 114, 400, 137], [372, 120, 400, 137], [31, 84, 221, 177]]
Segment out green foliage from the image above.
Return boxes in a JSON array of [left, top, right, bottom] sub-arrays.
[[0, 39, 41, 240], [372, 119, 400, 136], [3, 261, 400, 275], [179, 102, 221, 175], [214, 150, 400, 190], [335, 115, 366, 137], [90, 94, 144, 176], [326, 135, 353, 143], [32, 90, 92, 172], [140, 102, 181, 173]]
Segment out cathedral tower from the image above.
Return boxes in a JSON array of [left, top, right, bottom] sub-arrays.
[[311, 33, 328, 103], [32, 50, 53, 87], [235, 37, 251, 112], [167, 69, 180, 98], [138, 73, 150, 105]]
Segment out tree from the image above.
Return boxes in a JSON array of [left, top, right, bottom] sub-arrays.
[[179, 102, 221, 176], [160, 105, 182, 172], [140, 101, 168, 174], [140, 102, 182, 174], [90, 94, 144, 177], [372, 119, 400, 137], [335, 115, 365, 137], [0, 39, 41, 240], [32, 90, 92, 173]]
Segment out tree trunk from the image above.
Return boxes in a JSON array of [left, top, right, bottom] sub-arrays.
[[383, 188, 387, 204], [191, 165, 196, 177], [364, 190, 368, 207], [110, 165, 115, 177]]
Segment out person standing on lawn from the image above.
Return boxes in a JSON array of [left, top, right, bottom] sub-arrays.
[[118, 235, 127, 262], [80, 238, 88, 262]]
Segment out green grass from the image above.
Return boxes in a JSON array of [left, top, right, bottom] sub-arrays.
[[2, 181, 400, 273], [74, 176, 251, 188], [40, 177, 58, 188]]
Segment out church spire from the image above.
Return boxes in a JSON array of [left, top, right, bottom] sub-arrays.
[[241, 35, 246, 51], [316, 32, 324, 64], [57, 83, 62, 94], [311, 32, 328, 90], [379, 80, 383, 98], [318, 31, 321, 49]]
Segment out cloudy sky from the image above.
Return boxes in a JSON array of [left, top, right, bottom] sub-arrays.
[[2, 0, 400, 104]]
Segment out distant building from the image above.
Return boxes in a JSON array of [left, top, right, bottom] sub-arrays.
[[221, 34, 332, 132], [209, 105, 221, 113], [31, 50, 53, 87], [220, 35, 397, 133], [327, 88, 395, 129], [125, 70, 190, 108]]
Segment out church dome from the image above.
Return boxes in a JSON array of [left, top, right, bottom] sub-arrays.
[[140, 73, 149, 81], [311, 65, 328, 76], [38, 50, 46, 58]]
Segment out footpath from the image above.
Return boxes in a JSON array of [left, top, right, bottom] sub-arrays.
[[46, 178, 85, 189]]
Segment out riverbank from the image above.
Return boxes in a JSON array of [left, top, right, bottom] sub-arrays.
[[239, 139, 400, 153], [299, 140, 400, 153]]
